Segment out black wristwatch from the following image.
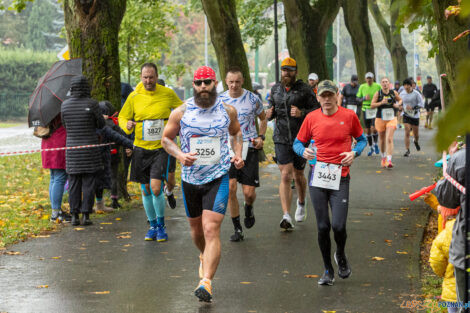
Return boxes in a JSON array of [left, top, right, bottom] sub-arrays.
[[259, 134, 266, 141]]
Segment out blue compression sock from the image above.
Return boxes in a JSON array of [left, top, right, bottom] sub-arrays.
[[153, 193, 165, 225], [141, 184, 156, 222]]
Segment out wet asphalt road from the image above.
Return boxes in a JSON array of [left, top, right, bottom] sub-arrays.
[[0, 127, 439, 313]]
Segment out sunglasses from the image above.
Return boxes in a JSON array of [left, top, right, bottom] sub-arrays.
[[194, 79, 214, 86]]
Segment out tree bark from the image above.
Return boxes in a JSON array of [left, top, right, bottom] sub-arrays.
[[368, 0, 408, 82], [283, 0, 340, 81], [432, 0, 470, 99], [201, 0, 252, 91], [342, 0, 375, 83], [64, 0, 128, 199]]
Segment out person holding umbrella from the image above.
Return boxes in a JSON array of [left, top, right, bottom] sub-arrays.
[[61, 75, 106, 226]]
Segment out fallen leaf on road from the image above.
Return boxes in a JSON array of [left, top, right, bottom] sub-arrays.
[[384, 239, 392, 243], [89, 291, 110, 295], [95, 210, 105, 214], [372, 257, 385, 261], [170, 275, 181, 278], [116, 235, 131, 239], [115, 218, 122, 221], [361, 283, 372, 287], [36, 285, 49, 288], [32, 235, 50, 238], [51, 256, 61, 259], [304, 275, 319, 278], [413, 176, 424, 180], [282, 270, 289, 274], [121, 249, 128, 252], [322, 311, 336, 313], [240, 282, 253, 284], [123, 244, 131, 247], [370, 241, 375, 244], [100, 222, 112, 225], [396, 251, 408, 254], [74, 227, 84, 231], [99, 240, 109, 243], [119, 232, 131, 235], [5, 251, 22, 255], [363, 212, 373, 216], [401, 207, 409, 212], [376, 171, 382, 173], [403, 234, 409, 237]]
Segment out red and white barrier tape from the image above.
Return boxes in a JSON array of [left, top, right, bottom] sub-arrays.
[[0, 143, 113, 156], [442, 151, 466, 194]]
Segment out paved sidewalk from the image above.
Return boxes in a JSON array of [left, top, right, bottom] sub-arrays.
[[0, 128, 438, 313]]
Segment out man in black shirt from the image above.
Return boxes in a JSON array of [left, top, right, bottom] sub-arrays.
[[422, 76, 438, 129], [338, 74, 361, 118]]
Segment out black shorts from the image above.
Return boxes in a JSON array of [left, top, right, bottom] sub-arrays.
[[130, 147, 168, 184], [362, 111, 375, 128], [229, 148, 259, 187], [403, 115, 420, 126], [182, 174, 229, 218], [168, 155, 176, 173], [274, 143, 306, 170]]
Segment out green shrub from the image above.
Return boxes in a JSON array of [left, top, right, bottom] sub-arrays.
[[0, 48, 56, 120]]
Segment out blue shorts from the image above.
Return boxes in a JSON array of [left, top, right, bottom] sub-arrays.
[[181, 174, 229, 218]]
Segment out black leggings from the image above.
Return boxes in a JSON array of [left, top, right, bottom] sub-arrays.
[[309, 174, 350, 271]]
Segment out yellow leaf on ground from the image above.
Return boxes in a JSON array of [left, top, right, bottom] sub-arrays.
[[40, 215, 50, 220], [376, 171, 382, 173], [322, 311, 336, 313], [116, 235, 131, 239], [119, 232, 131, 235], [95, 210, 105, 214], [363, 212, 373, 216], [99, 241, 109, 243], [36, 285, 49, 288], [74, 227, 84, 231], [282, 270, 289, 274], [240, 282, 253, 284], [32, 235, 50, 238], [304, 274, 319, 278], [384, 239, 392, 243], [100, 222, 112, 225], [115, 218, 122, 221], [89, 291, 110, 295], [51, 256, 61, 259], [372, 256, 385, 261], [396, 251, 408, 254], [123, 244, 131, 247], [5, 251, 22, 255]]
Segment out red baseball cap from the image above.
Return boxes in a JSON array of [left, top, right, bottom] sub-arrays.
[[193, 66, 216, 81]]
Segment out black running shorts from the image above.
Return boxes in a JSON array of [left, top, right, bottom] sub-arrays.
[[182, 174, 229, 218], [362, 110, 375, 129], [130, 146, 168, 184], [168, 155, 176, 173], [403, 115, 419, 126], [228, 148, 260, 187], [274, 143, 306, 170]]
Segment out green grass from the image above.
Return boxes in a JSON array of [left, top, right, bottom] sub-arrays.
[[0, 122, 21, 128]]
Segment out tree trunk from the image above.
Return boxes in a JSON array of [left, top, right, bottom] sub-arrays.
[[283, 0, 340, 81], [432, 0, 470, 99], [368, 0, 408, 82], [342, 0, 375, 83], [64, 0, 129, 199], [201, 0, 252, 91]]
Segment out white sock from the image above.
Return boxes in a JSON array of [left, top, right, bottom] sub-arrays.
[[164, 186, 173, 196], [387, 155, 392, 161], [381, 153, 386, 158]]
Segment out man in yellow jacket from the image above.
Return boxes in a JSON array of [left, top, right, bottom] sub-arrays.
[[119, 63, 182, 241], [429, 218, 458, 312]]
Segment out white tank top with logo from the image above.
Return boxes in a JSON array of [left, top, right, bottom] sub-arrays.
[[180, 97, 231, 185]]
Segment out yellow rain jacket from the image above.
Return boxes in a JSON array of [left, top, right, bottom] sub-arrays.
[[429, 219, 457, 302], [119, 82, 182, 150]]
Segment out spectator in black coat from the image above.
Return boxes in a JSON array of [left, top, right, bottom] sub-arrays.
[[61, 76, 105, 226], [95, 101, 134, 212]]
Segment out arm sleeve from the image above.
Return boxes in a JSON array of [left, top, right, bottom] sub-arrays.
[[428, 232, 447, 278], [352, 134, 367, 157], [118, 97, 134, 135], [293, 138, 307, 158]]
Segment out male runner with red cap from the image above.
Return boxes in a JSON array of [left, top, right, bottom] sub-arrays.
[[162, 66, 244, 302]]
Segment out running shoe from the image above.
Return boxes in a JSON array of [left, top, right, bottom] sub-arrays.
[[318, 270, 335, 286], [145, 227, 158, 241], [156, 225, 168, 242], [386, 160, 394, 169], [195, 279, 212, 302], [374, 144, 380, 155], [164, 186, 176, 209], [59, 210, 72, 223], [295, 199, 307, 222], [230, 228, 244, 242], [403, 149, 410, 157], [50, 210, 60, 222], [381, 157, 387, 168], [334, 252, 351, 279], [280, 214, 294, 230], [414, 140, 421, 151], [244, 203, 255, 228], [199, 254, 204, 279], [367, 148, 373, 156]]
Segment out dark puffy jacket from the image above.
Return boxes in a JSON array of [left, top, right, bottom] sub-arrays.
[[268, 80, 320, 145], [95, 122, 134, 190], [61, 97, 105, 174]]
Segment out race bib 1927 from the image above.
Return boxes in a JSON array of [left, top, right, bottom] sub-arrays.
[[142, 119, 164, 141], [365, 108, 377, 119], [310, 162, 342, 190], [190, 136, 221, 165]]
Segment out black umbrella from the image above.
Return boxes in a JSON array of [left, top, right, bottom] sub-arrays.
[[28, 58, 82, 127]]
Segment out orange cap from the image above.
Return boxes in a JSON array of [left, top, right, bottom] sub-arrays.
[[281, 57, 297, 70]]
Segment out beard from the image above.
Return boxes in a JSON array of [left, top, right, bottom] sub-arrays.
[[281, 75, 295, 87], [194, 87, 218, 108]]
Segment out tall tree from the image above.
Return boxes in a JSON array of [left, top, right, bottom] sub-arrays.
[[342, 0, 375, 83], [200, 0, 252, 90], [282, 0, 341, 81], [26, 0, 65, 51], [368, 0, 408, 82]]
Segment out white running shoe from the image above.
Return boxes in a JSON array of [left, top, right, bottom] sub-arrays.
[[295, 199, 307, 222], [280, 213, 294, 230]]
